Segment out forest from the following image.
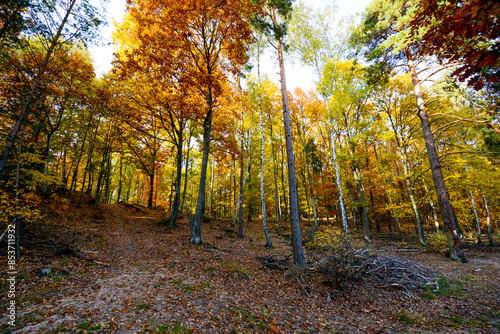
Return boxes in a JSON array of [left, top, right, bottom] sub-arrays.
[[1, 0, 499, 333]]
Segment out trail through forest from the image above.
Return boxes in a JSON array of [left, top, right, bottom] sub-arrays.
[[1, 199, 499, 333]]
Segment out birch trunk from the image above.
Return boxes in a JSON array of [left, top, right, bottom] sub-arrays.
[[259, 94, 273, 249], [483, 196, 494, 246], [330, 132, 351, 247]]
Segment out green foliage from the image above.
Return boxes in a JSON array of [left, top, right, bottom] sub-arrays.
[[425, 233, 448, 253], [425, 276, 463, 297]]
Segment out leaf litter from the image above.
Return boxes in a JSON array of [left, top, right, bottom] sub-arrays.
[[1, 198, 499, 333]]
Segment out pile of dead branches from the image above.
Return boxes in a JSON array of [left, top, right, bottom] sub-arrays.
[[354, 251, 440, 289]]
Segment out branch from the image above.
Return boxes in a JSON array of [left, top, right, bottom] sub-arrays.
[[431, 114, 500, 135], [438, 151, 500, 160]]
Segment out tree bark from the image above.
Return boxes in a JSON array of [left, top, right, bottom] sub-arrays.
[[190, 105, 213, 244], [276, 35, 305, 266], [406, 48, 467, 263]]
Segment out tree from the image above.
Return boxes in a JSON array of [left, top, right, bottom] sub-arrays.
[[288, 1, 352, 244], [0, 0, 104, 178], [252, 0, 305, 266], [354, 0, 468, 262], [409, 0, 500, 90]]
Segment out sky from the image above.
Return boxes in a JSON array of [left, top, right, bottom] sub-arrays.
[[89, 0, 373, 92]]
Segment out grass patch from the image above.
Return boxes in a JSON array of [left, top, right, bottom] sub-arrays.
[[86, 262, 96, 267], [153, 322, 190, 333], [425, 276, 463, 297], [171, 278, 182, 285], [78, 321, 91, 329], [395, 312, 417, 325], [222, 261, 253, 278], [136, 303, 150, 311]]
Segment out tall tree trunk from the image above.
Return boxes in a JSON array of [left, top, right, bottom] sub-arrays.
[[276, 36, 305, 266], [406, 48, 467, 263]]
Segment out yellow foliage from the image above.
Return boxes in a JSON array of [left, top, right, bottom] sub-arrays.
[[0, 188, 41, 226], [306, 226, 349, 249]]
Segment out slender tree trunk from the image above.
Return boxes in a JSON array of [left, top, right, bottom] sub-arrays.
[[180, 134, 191, 214], [276, 35, 305, 266], [301, 127, 319, 231], [259, 94, 273, 248], [269, 121, 281, 228], [233, 138, 252, 231], [190, 102, 213, 244], [94, 148, 109, 209], [69, 117, 94, 194], [482, 196, 494, 246], [117, 154, 123, 203], [347, 183, 358, 232], [353, 166, 370, 242], [165, 130, 183, 226], [280, 144, 288, 222], [209, 160, 215, 217], [406, 48, 467, 263], [330, 132, 351, 247]]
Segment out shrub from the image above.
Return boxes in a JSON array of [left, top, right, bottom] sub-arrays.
[[308, 226, 359, 288], [426, 233, 448, 253]]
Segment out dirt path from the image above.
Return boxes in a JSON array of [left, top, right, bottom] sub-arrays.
[[1, 202, 499, 333]]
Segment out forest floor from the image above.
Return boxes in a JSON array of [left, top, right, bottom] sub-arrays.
[[0, 196, 499, 333]]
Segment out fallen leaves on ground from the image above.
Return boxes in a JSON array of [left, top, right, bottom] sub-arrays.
[[1, 198, 499, 333]]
